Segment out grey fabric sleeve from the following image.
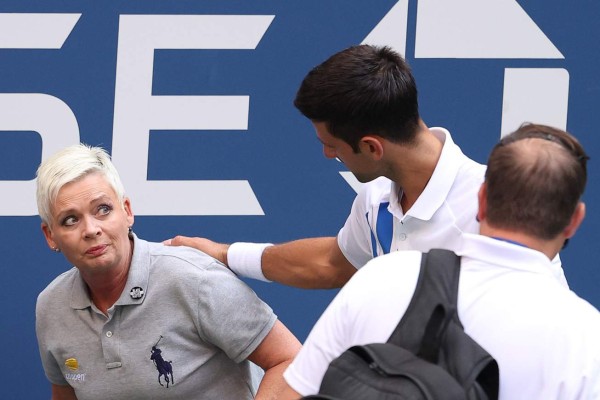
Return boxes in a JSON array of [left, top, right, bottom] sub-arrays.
[[195, 262, 277, 363], [36, 288, 69, 385]]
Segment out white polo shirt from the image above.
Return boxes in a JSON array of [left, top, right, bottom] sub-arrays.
[[336, 127, 568, 287], [337, 127, 485, 267], [284, 234, 600, 399]]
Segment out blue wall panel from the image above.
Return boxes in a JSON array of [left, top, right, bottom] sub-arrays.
[[1, 1, 599, 398]]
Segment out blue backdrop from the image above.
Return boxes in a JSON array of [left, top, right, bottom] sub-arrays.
[[1, 1, 599, 398]]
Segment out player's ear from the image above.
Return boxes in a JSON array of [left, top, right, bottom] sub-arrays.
[[360, 136, 384, 160]]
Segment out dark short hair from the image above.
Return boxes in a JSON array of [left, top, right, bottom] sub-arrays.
[[294, 45, 420, 152], [485, 123, 589, 239]]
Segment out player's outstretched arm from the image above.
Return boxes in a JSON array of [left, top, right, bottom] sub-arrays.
[[166, 235, 356, 289]]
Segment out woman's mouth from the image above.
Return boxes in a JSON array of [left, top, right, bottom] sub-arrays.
[[86, 245, 107, 256]]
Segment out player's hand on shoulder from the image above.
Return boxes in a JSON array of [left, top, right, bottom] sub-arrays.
[[163, 235, 230, 265]]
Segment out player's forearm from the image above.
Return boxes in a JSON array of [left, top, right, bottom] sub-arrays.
[[261, 237, 356, 289]]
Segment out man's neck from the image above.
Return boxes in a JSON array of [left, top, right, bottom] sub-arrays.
[[390, 126, 443, 212]]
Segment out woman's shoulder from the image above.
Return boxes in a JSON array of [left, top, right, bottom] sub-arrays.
[[146, 240, 235, 278], [36, 267, 79, 309]]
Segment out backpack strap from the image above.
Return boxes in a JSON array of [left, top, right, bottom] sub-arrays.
[[387, 249, 499, 399], [387, 249, 461, 353]]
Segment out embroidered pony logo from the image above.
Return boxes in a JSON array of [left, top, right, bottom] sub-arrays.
[[150, 336, 174, 388]]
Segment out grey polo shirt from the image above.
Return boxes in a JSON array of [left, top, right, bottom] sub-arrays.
[[36, 235, 276, 400]]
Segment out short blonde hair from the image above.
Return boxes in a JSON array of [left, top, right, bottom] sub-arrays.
[[36, 144, 126, 225]]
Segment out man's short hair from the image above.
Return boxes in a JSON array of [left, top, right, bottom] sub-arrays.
[[294, 44, 421, 152], [485, 123, 588, 239]]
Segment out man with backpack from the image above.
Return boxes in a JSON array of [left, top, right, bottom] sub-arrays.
[[280, 124, 600, 399]]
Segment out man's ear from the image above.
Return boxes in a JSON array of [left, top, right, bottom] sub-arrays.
[[564, 202, 586, 239], [41, 223, 57, 250], [476, 182, 487, 223], [359, 136, 384, 160]]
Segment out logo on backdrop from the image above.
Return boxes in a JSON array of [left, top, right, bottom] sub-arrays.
[[0, 1, 567, 215], [340, 0, 568, 193]]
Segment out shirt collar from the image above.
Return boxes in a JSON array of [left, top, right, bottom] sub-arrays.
[[69, 234, 149, 310], [116, 234, 149, 306], [457, 233, 561, 280], [70, 270, 92, 310], [389, 127, 463, 221]]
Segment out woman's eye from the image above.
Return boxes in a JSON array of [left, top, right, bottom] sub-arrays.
[[63, 216, 77, 226], [98, 205, 112, 215]]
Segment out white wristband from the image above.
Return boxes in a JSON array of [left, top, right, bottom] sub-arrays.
[[227, 242, 273, 282]]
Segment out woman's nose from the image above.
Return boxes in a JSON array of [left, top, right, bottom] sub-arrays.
[[82, 217, 101, 238]]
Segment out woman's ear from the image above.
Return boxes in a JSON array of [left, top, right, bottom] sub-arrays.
[[123, 198, 135, 227], [41, 223, 57, 250]]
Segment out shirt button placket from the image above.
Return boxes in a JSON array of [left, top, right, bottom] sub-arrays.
[[102, 314, 122, 369]]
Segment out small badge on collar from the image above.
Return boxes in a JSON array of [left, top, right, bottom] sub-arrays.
[[130, 287, 144, 299]]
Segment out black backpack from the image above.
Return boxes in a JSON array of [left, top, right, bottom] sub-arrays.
[[302, 249, 499, 400]]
